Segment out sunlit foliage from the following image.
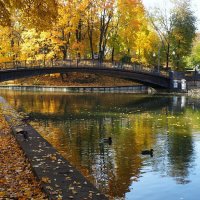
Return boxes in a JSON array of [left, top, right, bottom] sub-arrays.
[[0, 0, 197, 69]]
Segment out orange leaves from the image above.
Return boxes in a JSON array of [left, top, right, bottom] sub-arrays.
[[0, 126, 47, 199], [41, 177, 51, 184], [0, 105, 46, 199], [71, 41, 86, 55]]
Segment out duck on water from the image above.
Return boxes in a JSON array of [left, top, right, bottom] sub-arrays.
[[141, 149, 154, 157], [100, 137, 112, 145]]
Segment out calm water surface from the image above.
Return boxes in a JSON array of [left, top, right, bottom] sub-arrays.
[[1, 90, 200, 200]]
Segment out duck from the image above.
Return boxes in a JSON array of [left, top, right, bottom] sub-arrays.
[[100, 137, 112, 145], [16, 128, 29, 141], [141, 149, 153, 157]]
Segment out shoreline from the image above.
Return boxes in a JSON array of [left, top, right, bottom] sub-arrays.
[[188, 88, 200, 98], [0, 84, 149, 93], [2, 84, 200, 96], [0, 97, 108, 199], [0, 101, 47, 199]]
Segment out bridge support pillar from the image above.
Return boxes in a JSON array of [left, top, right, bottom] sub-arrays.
[[169, 71, 187, 93]]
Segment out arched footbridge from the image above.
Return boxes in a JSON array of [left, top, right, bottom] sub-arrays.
[[0, 60, 171, 89]]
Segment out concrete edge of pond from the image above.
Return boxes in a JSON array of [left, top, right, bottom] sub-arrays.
[[0, 84, 148, 94], [0, 97, 108, 200]]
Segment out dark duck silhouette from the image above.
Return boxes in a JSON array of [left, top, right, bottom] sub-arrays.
[[141, 149, 153, 157], [100, 137, 112, 145], [16, 128, 29, 141]]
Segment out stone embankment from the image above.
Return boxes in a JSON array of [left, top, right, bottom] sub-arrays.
[[0, 85, 148, 94]]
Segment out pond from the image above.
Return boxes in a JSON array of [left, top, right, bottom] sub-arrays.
[[1, 90, 200, 200]]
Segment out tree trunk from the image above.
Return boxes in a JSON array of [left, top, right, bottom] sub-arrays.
[[61, 29, 70, 61], [166, 43, 170, 69], [176, 40, 181, 69], [62, 49, 67, 60], [76, 19, 82, 59], [111, 47, 115, 62], [88, 29, 94, 59]]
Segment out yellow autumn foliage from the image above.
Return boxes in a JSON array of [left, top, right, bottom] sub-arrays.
[[0, 0, 161, 65]]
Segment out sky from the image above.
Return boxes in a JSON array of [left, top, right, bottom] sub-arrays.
[[142, 0, 200, 31]]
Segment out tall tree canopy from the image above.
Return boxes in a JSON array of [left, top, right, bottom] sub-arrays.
[[171, 0, 196, 70], [148, 0, 196, 70]]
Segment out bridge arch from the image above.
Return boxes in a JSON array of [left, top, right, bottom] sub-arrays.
[[0, 63, 170, 89]]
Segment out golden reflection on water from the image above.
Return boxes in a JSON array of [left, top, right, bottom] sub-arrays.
[[1, 90, 200, 199]]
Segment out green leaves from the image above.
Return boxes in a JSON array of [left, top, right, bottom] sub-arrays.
[[170, 0, 196, 70]]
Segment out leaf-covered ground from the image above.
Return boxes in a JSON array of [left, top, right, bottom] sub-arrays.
[[0, 113, 47, 199], [1, 73, 138, 87]]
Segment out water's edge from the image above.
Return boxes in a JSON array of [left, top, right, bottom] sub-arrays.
[[0, 96, 108, 199], [0, 85, 148, 93]]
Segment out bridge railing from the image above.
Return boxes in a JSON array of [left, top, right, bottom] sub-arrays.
[[62, 59, 169, 77], [0, 59, 169, 77]]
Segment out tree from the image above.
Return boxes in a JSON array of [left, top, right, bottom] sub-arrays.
[[97, 0, 115, 62], [171, 0, 196, 70], [85, 0, 100, 59], [185, 35, 200, 67], [148, 6, 176, 69], [148, 0, 196, 70], [55, 2, 76, 60], [117, 0, 146, 59]]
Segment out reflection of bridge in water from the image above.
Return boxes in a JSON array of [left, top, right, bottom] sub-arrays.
[[28, 96, 171, 120], [0, 60, 171, 89], [28, 96, 199, 120]]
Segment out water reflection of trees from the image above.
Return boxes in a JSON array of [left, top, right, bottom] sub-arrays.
[[1, 90, 200, 198], [151, 106, 195, 185], [167, 132, 194, 184], [0, 90, 171, 115], [31, 115, 155, 198]]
